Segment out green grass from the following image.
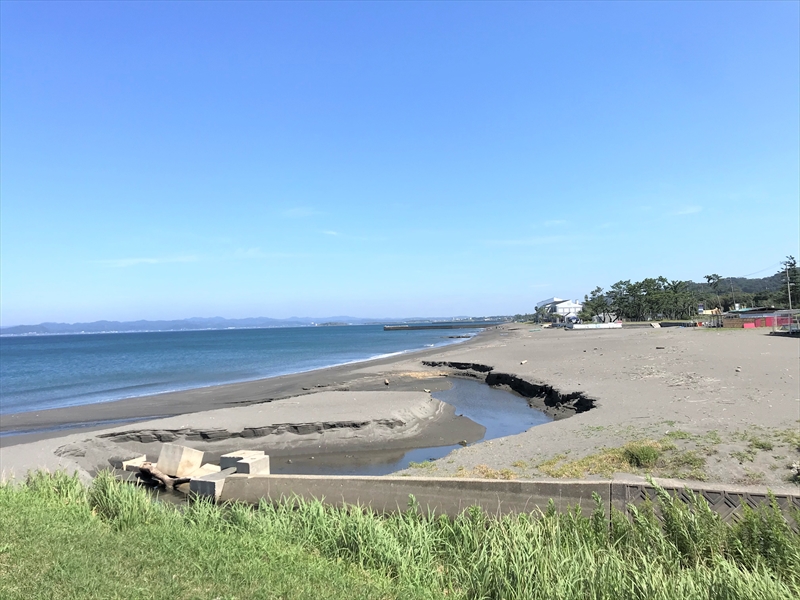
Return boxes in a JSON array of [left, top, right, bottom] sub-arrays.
[[2, 471, 800, 599], [536, 440, 702, 478], [0, 472, 407, 600], [408, 460, 437, 470], [623, 443, 661, 468], [659, 450, 708, 481]]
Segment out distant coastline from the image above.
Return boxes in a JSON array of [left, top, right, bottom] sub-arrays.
[[0, 315, 508, 337]]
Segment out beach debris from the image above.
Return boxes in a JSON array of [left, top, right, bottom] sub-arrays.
[[137, 461, 193, 490], [156, 443, 204, 478], [520, 360, 528, 365], [458, 440, 468, 447], [106, 453, 147, 470], [121, 455, 147, 472], [735, 366, 742, 373], [656, 346, 665, 350], [384, 378, 390, 386], [423, 388, 431, 393]]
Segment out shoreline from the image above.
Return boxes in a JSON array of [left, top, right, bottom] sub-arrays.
[[0, 326, 484, 420], [0, 336, 481, 420], [0, 327, 499, 445], [2, 324, 798, 490]]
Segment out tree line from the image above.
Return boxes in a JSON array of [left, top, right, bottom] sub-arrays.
[[577, 256, 798, 322]]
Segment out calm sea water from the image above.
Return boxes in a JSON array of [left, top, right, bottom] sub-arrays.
[[0, 325, 480, 416]]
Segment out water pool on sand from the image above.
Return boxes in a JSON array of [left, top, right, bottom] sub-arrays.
[[272, 378, 552, 476]]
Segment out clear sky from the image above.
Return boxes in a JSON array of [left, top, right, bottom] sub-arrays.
[[1, 1, 798, 326]]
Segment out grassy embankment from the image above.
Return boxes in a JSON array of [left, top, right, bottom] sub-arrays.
[[1, 471, 799, 599]]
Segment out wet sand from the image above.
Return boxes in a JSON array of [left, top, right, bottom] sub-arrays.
[[0, 390, 485, 482]]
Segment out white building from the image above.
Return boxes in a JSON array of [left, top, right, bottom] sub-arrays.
[[537, 298, 584, 321], [536, 297, 564, 310]]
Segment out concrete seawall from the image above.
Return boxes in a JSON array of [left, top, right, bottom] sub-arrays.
[[220, 474, 608, 516], [218, 474, 800, 524]]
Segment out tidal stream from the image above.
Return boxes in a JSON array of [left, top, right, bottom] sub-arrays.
[[273, 378, 553, 476]]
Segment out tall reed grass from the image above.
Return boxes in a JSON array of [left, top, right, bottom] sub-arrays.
[[4, 471, 799, 599]]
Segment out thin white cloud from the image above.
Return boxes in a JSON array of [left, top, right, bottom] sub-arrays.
[[322, 230, 339, 236], [282, 207, 322, 218], [95, 256, 198, 268], [543, 219, 567, 227], [673, 205, 703, 215]]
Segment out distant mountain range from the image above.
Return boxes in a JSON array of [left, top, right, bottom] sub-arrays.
[[0, 315, 508, 336]]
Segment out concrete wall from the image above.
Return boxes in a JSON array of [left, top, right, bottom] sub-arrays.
[[220, 474, 609, 517], [217, 474, 800, 525], [612, 480, 800, 526]]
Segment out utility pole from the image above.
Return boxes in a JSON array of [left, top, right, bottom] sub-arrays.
[[788, 265, 793, 311]]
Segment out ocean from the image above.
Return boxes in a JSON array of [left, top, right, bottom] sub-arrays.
[[0, 325, 480, 416]]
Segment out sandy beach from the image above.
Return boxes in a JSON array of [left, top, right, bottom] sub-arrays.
[[2, 324, 798, 489]]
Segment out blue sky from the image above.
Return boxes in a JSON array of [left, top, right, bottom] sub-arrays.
[[1, 1, 798, 325]]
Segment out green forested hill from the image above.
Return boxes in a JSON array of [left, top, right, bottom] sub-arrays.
[[685, 272, 785, 294]]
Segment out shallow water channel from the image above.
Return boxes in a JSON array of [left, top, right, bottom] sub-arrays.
[[272, 378, 553, 477]]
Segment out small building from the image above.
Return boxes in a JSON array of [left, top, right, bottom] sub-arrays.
[[537, 298, 584, 321], [722, 307, 795, 328]]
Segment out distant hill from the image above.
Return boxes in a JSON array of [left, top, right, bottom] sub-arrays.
[[686, 273, 785, 294], [0, 315, 506, 336]]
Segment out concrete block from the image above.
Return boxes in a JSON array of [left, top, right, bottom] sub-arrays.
[[176, 463, 222, 494], [190, 467, 236, 500], [122, 455, 147, 472], [220, 450, 264, 470], [156, 443, 204, 477], [191, 463, 222, 477], [233, 455, 270, 475]]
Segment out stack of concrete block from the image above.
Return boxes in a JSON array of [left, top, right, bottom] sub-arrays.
[[176, 463, 222, 494], [156, 443, 204, 477], [189, 467, 237, 500], [220, 450, 271, 475], [114, 442, 272, 500], [188, 450, 270, 500]]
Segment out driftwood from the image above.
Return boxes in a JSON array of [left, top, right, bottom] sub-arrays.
[[137, 462, 191, 490]]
